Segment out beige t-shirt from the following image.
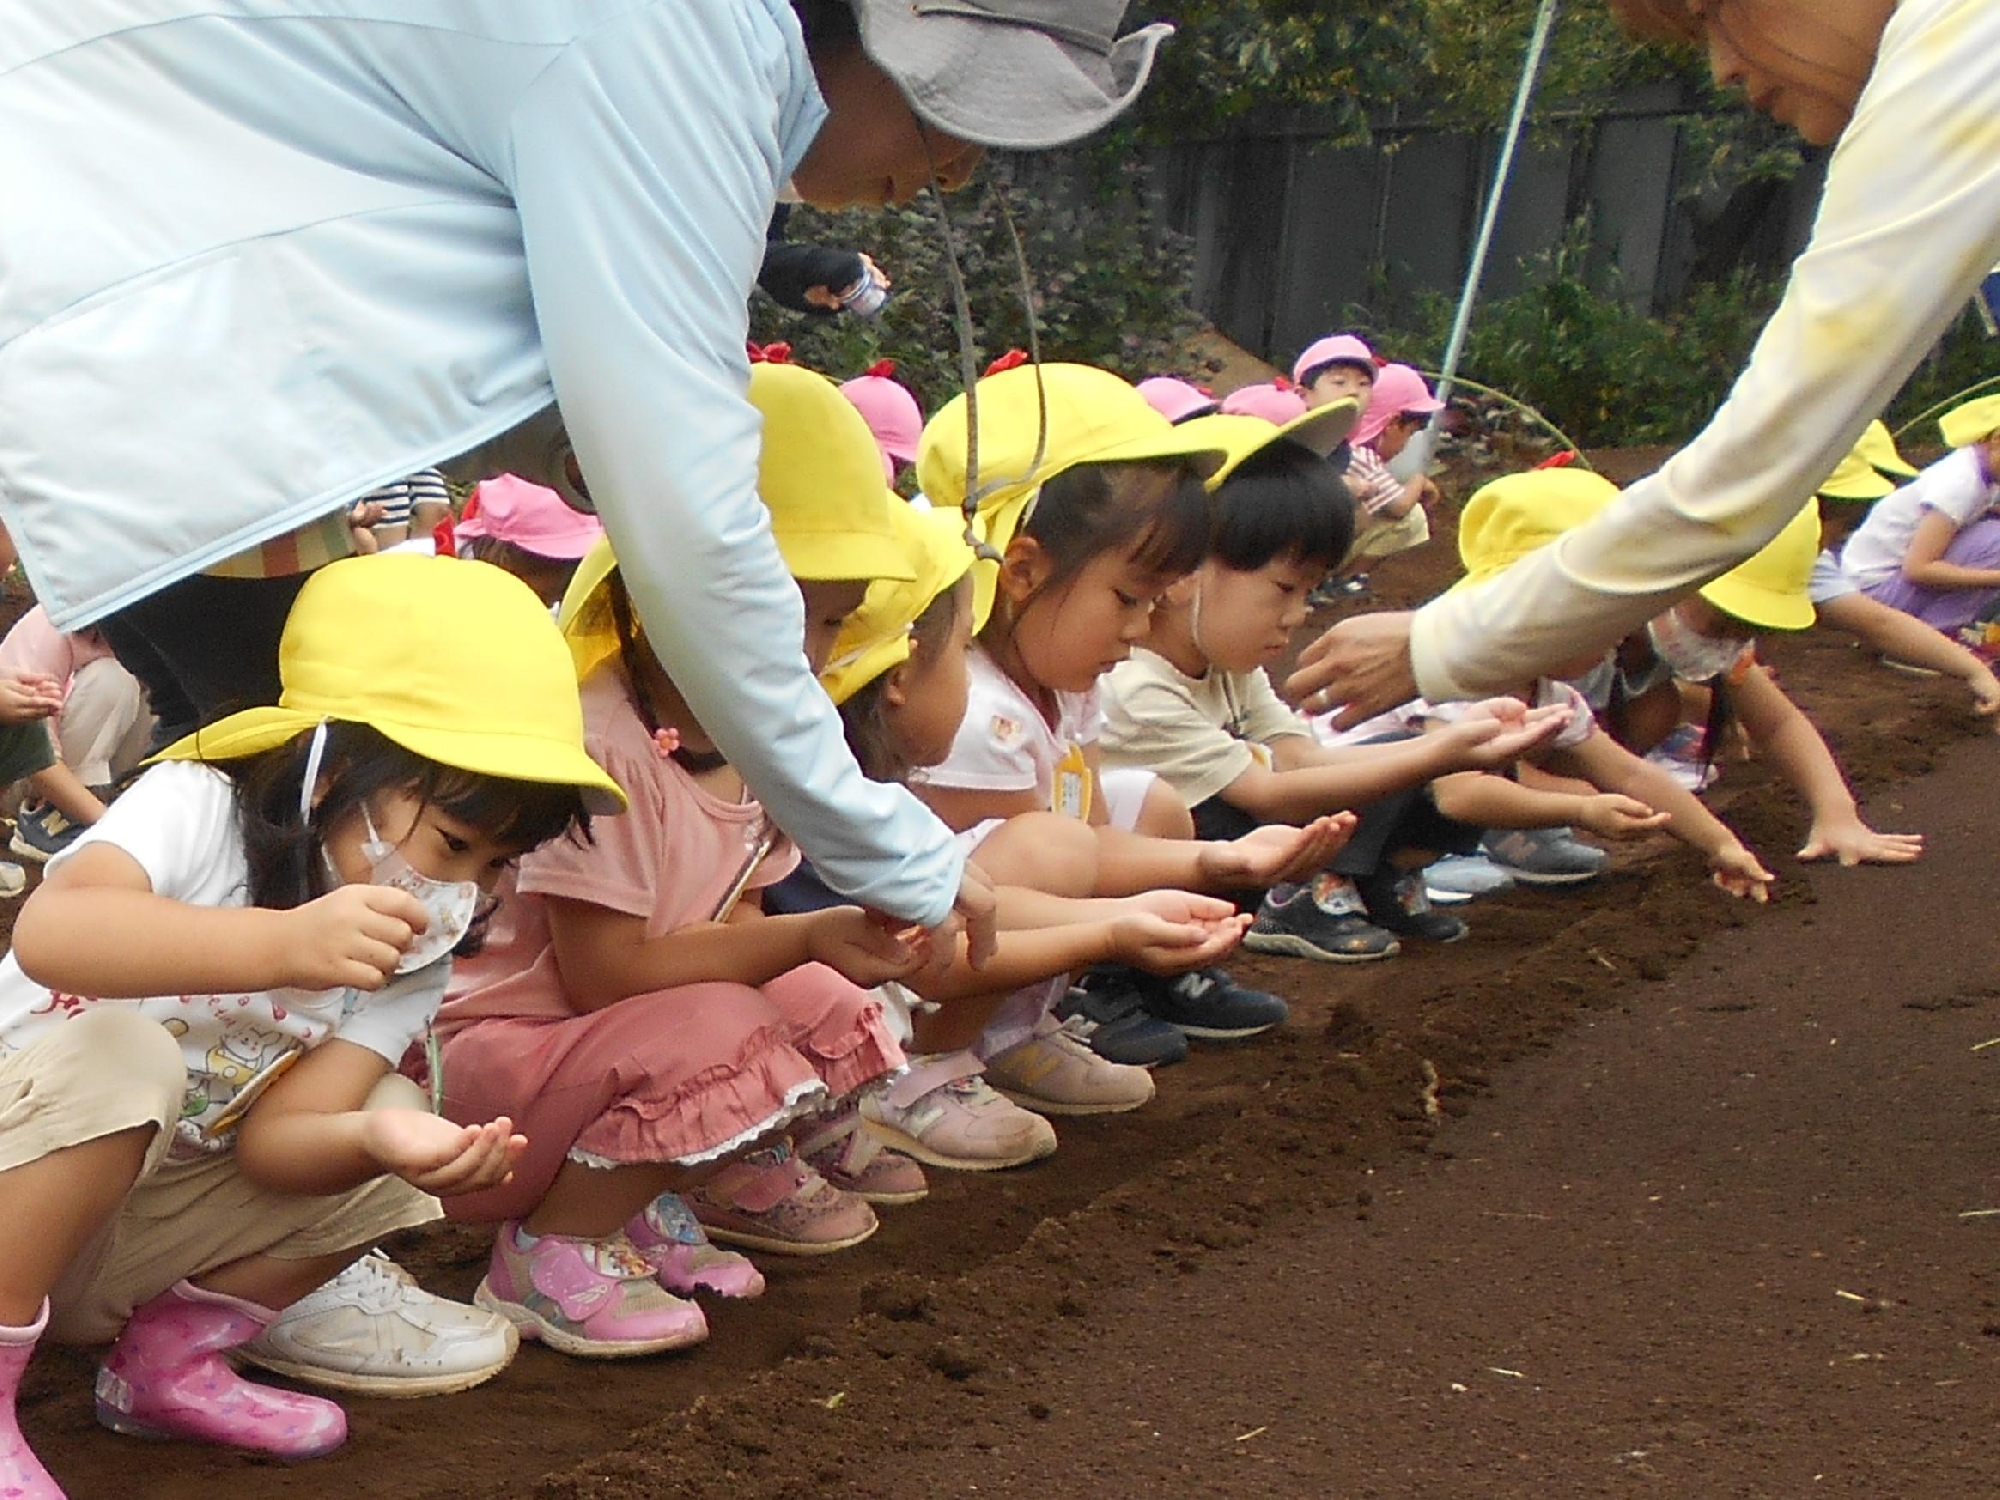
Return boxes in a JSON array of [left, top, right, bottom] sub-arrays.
[[1101, 648, 1310, 808]]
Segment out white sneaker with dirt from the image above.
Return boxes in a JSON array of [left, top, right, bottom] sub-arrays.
[[984, 1017, 1155, 1117], [860, 1052, 1057, 1170], [237, 1251, 519, 1398]]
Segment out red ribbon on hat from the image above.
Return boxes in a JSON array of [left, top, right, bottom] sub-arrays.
[[432, 515, 457, 559], [1272, 374, 1295, 392], [863, 359, 899, 379], [1533, 450, 1580, 469], [745, 341, 793, 364], [984, 349, 1030, 375]]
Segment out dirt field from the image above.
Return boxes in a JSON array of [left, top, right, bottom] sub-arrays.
[[15, 470, 2000, 1498]]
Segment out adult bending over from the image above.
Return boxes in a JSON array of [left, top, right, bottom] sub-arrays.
[[1289, 0, 2000, 722], [0, 0, 1173, 947]]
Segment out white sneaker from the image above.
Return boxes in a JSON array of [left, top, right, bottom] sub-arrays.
[[0, 861, 25, 899], [238, 1251, 519, 1398]]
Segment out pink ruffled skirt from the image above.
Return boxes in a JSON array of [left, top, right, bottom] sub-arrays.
[[437, 964, 902, 1224]]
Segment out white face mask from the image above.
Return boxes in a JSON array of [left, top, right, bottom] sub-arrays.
[[357, 808, 482, 973], [1647, 608, 1751, 684]]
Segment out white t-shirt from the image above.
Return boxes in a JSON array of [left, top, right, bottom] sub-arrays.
[[912, 645, 1102, 820], [1838, 445, 1999, 588], [0, 761, 446, 1161]]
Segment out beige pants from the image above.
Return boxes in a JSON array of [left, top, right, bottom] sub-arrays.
[[1349, 504, 1431, 562], [57, 657, 153, 787], [0, 1009, 439, 1344]]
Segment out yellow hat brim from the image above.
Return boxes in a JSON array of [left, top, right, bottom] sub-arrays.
[[821, 509, 977, 705], [1816, 452, 1895, 501], [1939, 394, 2000, 451], [1186, 401, 1360, 491], [155, 707, 628, 816], [1697, 575, 1817, 631], [1852, 419, 1918, 480]]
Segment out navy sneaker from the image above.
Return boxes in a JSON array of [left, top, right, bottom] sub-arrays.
[[1058, 973, 1189, 1068], [1357, 869, 1469, 944], [1243, 876, 1400, 963], [1128, 966, 1288, 1041], [9, 802, 82, 865]]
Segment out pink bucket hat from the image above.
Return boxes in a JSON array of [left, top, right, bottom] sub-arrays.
[[839, 361, 924, 484], [1353, 363, 1445, 447], [1291, 333, 1376, 388], [457, 474, 605, 560], [1219, 381, 1309, 425], [1136, 376, 1218, 425]]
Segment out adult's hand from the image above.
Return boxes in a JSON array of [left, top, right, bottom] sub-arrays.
[[1283, 611, 1420, 728]]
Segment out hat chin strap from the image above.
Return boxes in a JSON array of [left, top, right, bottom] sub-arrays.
[[298, 718, 331, 824]]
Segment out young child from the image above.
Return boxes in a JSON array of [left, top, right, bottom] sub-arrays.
[[453, 473, 605, 608], [433, 364, 926, 1359], [1101, 407, 1582, 962], [838, 360, 924, 488], [1833, 397, 2000, 640], [906, 363, 1348, 1114], [1344, 362, 1445, 564], [1576, 492, 1926, 868], [0, 606, 153, 866], [1219, 381, 1309, 425], [1291, 334, 1377, 411], [0, 553, 616, 1493], [1806, 425, 2000, 719], [1137, 376, 1219, 425]]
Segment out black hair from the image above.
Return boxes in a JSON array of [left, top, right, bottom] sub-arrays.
[[455, 537, 584, 608], [606, 573, 731, 776], [840, 573, 974, 783], [1298, 358, 1375, 392], [792, 0, 862, 48], [1000, 459, 1212, 621], [1210, 442, 1356, 573], [211, 721, 592, 914]]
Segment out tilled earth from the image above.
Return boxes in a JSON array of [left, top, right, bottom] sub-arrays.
[[17, 469, 2000, 1498]]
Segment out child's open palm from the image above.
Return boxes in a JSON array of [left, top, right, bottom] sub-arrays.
[[0, 669, 65, 725], [1446, 700, 1571, 769], [1199, 813, 1356, 889], [1113, 907, 1250, 975], [1577, 793, 1671, 840], [362, 1108, 526, 1196], [281, 883, 431, 992]]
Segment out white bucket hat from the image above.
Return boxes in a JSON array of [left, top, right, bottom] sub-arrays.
[[854, 0, 1173, 150]]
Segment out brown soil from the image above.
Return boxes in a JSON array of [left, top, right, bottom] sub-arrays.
[[17, 473, 2000, 1499]]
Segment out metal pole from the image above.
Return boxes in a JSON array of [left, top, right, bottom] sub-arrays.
[[1396, 0, 1563, 479]]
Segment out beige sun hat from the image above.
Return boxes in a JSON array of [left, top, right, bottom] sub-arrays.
[[854, 0, 1173, 150]]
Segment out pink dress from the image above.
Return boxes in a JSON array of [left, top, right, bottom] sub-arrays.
[[434, 667, 902, 1224]]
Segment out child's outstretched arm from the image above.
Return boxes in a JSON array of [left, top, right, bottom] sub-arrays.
[[13, 844, 430, 999], [1730, 664, 1924, 865], [545, 896, 928, 1012], [1548, 733, 1774, 902], [1430, 770, 1668, 843], [1814, 591, 2000, 725], [234, 1039, 524, 1198]]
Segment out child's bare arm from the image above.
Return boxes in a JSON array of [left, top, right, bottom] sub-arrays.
[[236, 1039, 523, 1198]]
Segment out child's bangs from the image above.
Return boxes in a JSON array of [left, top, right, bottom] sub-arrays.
[[421, 763, 593, 853]]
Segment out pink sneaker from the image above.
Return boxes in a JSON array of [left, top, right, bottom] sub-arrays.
[[686, 1141, 877, 1256], [859, 1052, 1059, 1170], [94, 1282, 346, 1459], [625, 1194, 766, 1300], [0, 1301, 60, 1499], [474, 1224, 708, 1359], [797, 1107, 929, 1205]]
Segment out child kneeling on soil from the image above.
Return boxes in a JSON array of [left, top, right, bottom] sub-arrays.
[[0, 554, 617, 1495], [432, 366, 927, 1360], [770, 501, 1252, 1171], [1561, 482, 1923, 868], [1100, 407, 1587, 963], [901, 364, 1349, 1120]]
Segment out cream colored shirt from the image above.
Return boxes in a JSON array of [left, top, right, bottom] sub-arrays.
[[1101, 649, 1310, 808], [1410, 0, 2000, 700]]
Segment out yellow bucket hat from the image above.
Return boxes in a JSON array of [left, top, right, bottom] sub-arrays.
[[1698, 501, 1821, 631], [1455, 468, 1620, 588], [915, 363, 1226, 624], [1176, 401, 1360, 493], [1817, 429, 1897, 502], [562, 361, 918, 677], [1851, 418, 1917, 480], [157, 554, 626, 814], [1939, 394, 2000, 451], [820, 505, 978, 705]]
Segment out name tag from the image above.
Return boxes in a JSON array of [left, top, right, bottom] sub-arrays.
[[1052, 743, 1092, 821]]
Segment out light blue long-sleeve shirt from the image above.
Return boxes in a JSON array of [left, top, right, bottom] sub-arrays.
[[0, 0, 964, 923]]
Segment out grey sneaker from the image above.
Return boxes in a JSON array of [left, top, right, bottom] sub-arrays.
[[240, 1251, 519, 1398], [1423, 853, 1516, 905], [1481, 827, 1608, 886], [1243, 875, 1400, 963]]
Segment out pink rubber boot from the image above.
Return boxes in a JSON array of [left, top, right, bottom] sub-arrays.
[[0, 1300, 63, 1499], [94, 1282, 346, 1459]]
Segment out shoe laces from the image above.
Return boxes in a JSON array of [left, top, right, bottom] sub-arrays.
[[333, 1250, 419, 1312]]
